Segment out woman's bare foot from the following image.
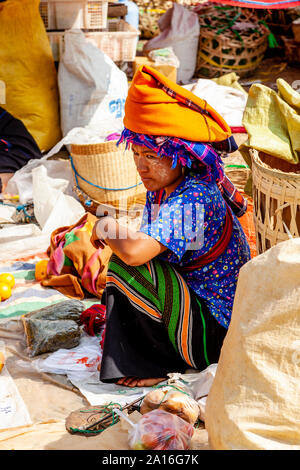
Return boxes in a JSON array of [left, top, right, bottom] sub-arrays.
[[116, 377, 166, 388]]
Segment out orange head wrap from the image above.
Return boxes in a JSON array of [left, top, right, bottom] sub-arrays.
[[123, 65, 232, 144]]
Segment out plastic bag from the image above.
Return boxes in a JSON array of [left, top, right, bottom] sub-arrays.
[[140, 386, 199, 425], [0, 0, 61, 151], [5, 155, 75, 205], [32, 165, 85, 234], [0, 341, 32, 429], [148, 47, 180, 68], [144, 4, 200, 83], [44, 125, 124, 161], [58, 29, 128, 137], [0, 225, 50, 262], [34, 332, 102, 377], [22, 300, 85, 357], [183, 79, 247, 128], [115, 408, 194, 450]]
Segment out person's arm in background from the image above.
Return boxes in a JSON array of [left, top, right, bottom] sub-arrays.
[[0, 173, 13, 193]]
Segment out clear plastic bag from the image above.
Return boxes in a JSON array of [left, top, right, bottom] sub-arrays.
[[127, 409, 194, 450], [140, 385, 199, 425], [22, 300, 85, 357]]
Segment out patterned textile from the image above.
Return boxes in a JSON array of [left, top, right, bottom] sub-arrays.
[[211, 0, 300, 8], [139, 172, 251, 329], [42, 212, 112, 300], [100, 254, 227, 379], [0, 253, 97, 320], [118, 128, 247, 218], [80, 304, 106, 350]]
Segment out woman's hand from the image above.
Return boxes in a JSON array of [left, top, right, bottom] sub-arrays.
[[90, 216, 111, 250], [90, 216, 167, 266]]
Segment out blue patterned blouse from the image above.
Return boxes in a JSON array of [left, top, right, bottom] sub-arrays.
[[139, 172, 251, 329]]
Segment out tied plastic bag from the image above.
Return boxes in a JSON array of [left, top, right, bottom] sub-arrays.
[[44, 125, 124, 161], [140, 386, 199, 425], [58, 29, 128, 137], [115, 408, 194, 451], [144, 4, 200, 83]]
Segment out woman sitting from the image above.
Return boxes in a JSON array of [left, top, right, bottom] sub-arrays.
[[91, 66, 251, 388]]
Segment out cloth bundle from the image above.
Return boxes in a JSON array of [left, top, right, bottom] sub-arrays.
[[42, 212, 112, 299], [240, 78, 300, 168]]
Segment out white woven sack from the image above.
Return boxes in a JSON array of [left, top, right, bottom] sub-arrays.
[[205, 238, 300, 450], [58, 30, 128, 137]]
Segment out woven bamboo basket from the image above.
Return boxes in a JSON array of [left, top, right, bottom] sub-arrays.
[[196, 28, 268, 79], [251, 149, 300, 255], [70, 141, 146, 213], [259, 7, 300, 37], [224, 163, 251, 194], [196, 8, 269, 79]]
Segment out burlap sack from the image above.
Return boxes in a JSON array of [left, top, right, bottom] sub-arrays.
[[205, 238, 300, 450]]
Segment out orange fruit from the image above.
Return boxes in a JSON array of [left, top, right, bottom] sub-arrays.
[[0, 273, 15, 289], [35, 259, 49, 281], [0, 283, 11, 301], [0, 352, 4, 373]]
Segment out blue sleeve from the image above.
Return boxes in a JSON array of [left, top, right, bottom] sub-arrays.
[[139, 187, 207, 262]]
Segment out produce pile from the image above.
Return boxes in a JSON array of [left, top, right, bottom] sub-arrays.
[[140, 386, 199, 425], [136, 0, 197, 39], [0, 272, 15, 302], [130, 409, 194, 451], [127, 384, 202, 450]]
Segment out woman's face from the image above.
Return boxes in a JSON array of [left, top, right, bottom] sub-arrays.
[[132, 144, 183, 193]]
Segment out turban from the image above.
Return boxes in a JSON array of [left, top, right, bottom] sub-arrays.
[[123, 65, 233, 145], [118, 65, 247, 217]]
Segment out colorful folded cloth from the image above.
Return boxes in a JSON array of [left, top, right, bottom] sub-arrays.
[[42, 213, 112, 300]]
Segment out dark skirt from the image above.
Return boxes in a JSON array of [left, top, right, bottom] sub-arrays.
[[100, 254, 227, 383]]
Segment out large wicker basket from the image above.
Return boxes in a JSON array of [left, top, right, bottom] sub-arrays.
[[70, 141, 146, 212], [196, 9, 269, 78], [224, 163, 251, 194], [251, 149, 300, 255]]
